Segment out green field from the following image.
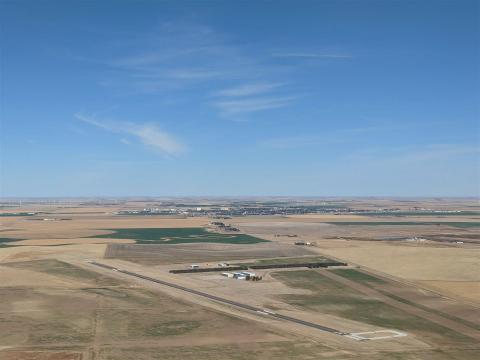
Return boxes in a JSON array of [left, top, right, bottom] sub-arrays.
[[272, 270, 474, 346], [0, 212, 36, 217], [0, 237, 23, 247], [332, 269, 480, 332], [330, 268, 386, 283], [89, 227, 269, 244], [238, 256, 334, 267], [325, 221, 480, 228]]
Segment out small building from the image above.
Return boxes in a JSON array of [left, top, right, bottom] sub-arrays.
[[224, 225, 240, 232], [233, 272, 244, 279], [241, 271, 256, 277]]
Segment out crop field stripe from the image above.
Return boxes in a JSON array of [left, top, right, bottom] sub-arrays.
[[375, 289, 480, 331], [357, 211, 480, 216], [89, 261, 346, 337], [88, 227, 268, 244], [325, 222, 480, 228], [318, 270, 480, 341], [332, 269, 480, 331]]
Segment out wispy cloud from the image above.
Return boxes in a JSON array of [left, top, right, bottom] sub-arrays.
[[214, 96, 295, 115], [96, 22, 256, 92], [75, 113, 185, 156], [273, 52, 352, 59], [80, 21, 351, 118], [84, 21, 300, 115], [214, 82, 285, 97], [212, 81, 293, 116]]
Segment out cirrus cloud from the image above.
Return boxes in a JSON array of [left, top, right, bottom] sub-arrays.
[[75, 113, 185, 156]]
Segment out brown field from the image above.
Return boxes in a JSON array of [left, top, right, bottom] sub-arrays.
[[315, 241, 480, 303], [105, 242, 315, 265], [0, 215, 210, 241], [0, 259, 315, 360], [234, 215, 480, 303], [1, 198, 479, 359]]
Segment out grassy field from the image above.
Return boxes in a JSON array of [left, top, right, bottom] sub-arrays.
[[89, 227, 268, 244], [330, 269, 386, 284], [90, 346, 480, 360], [5, 259, 125, 286], [325, 221, 480, 228], [105, 242, 313, 265], [272, 270, 475, 346], [94, 341, 335, 360], [0, 237, 19, 244], [237, 256, 334, 267], [329, 269, 480, 332], [0, 237, 24, 248], [1, 258, 479, 358], [0, 212, 36, 217], [1, 259, 314, 359]]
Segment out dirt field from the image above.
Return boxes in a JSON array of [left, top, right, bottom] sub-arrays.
[[234, 216, 480, 303], [0, 259, 328, 360], [105, 242, 316, 265], [315, 241, 480, 302]]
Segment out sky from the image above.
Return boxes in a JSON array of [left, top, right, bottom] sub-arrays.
[[0, 0, 479, 197]]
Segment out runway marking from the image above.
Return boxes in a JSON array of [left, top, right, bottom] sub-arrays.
[[346, 330, 407, 341]]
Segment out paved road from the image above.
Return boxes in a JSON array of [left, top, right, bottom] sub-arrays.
[[90, 261, 347, 336]]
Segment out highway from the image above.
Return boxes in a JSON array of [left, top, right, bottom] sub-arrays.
[[89, 261, 347, 336]]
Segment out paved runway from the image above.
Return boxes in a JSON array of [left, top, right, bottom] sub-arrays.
[[90, 261, 347, 336]]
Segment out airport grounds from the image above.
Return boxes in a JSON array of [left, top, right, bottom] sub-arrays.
[[0, 198, 479, 360]]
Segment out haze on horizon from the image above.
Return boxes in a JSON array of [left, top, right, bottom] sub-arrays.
[[0, 0, 479, 198]]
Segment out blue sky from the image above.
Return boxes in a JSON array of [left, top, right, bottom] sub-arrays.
[[1, 0, 479, 197]]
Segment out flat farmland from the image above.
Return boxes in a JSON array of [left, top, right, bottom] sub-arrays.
[[0, 259, 337, 360], [271, 270, 479, 348], [236, 255, 336, 267], [89, 227, 268, 244], [1, 200, 480, 360], [316, 240, 480, 303], [235, 216, 480, 304], [323, 221, 480, 228], [0, 215, 212, 244], [105, 242, 315, 265], [237, 219, 480, 245], [330, 269, 480, 329]]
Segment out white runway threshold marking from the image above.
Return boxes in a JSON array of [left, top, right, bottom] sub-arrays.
[[346, 330, 407, 341]]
